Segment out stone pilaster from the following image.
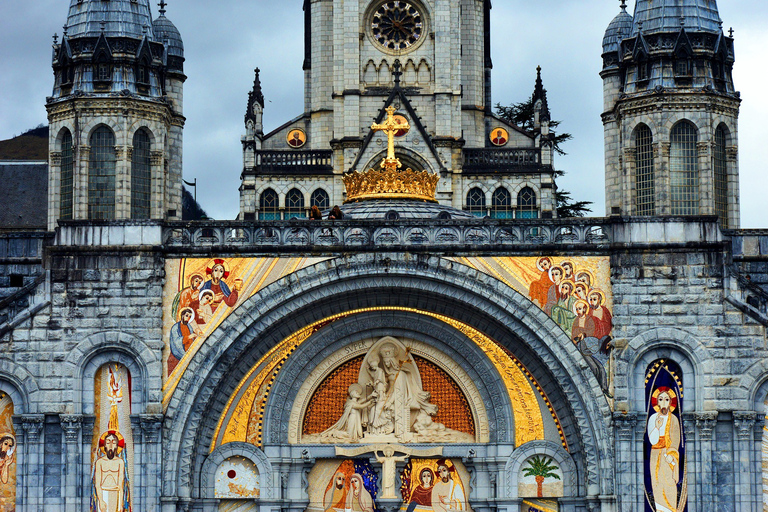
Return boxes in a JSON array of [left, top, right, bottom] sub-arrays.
[[695, 412, 718, 509], [613, 412, 638, 512], [659, 142, 671, 215], [60, 414, 83, 512], [733, 411, 759, 511], [141, 414, 163, 512], [77, 145, 91, 219], [19, 415, 44, 512]]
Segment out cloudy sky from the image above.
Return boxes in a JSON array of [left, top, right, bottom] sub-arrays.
[[1, 1, 766, 226]]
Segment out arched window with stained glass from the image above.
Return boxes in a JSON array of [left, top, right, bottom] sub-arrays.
[[491, 187, 512, 219], [310, 189, 330, 211], [88, 126, 117, 220], [259, 189, 280, 220], [285, 189, 305, 219], [516, 187, 537, 219], [59, 129, 74, 220], [670, 121, 699, 215], [466, 187, 486, 217], [131, 128, 152, 219], [713, 124, 729, 228], [634, 124, 655, 215]]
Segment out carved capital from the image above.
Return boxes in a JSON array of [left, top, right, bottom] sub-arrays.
[[79, 145, 91, 158], [613, 412, 638, 440], [19, 415, 45, 442], [150, 150, 164, 166], [726, 146, 738, 161], [733, 411, 758, 440], [695, 411, 718, 439], [140, 414, 163, 443], [50, 151, 63, 166], [623, 147, 636, 163], [114, 145, 126, 160], [660, 142, 671, 157], [59, 414, 83, 443]]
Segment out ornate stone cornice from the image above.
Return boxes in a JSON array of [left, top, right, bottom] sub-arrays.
[[60, 414, 83, 443]]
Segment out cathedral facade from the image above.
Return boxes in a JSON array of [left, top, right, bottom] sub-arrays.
[[0, 1, 767, 512]]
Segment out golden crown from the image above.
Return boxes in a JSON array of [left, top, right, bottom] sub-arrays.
[[343, 164, 440, 203], [343, 105, 439, 202]]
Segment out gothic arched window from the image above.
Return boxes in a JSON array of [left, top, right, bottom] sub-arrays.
[[131, 128, 152, 219], [491, 187, 512, 219], [516, 187, 537, 219], [60, 129, 74, 220], [714, 124, 729, 228], [670, 121, 699, 215], [259, 188, 280, 220], [310, 188, 330, 210], [634, 124, 655, 215], [466, 187, 486, 217], [285, 188, 305, 219], [88, 126, 116, 220]]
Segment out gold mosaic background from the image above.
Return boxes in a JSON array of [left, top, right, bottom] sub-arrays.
[[302, 355, 475, 436]]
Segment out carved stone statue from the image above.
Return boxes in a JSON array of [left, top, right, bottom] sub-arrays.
[[305, 336, 473, 444]]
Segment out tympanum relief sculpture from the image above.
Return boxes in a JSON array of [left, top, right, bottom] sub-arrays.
[[304, 337, 473, 444]]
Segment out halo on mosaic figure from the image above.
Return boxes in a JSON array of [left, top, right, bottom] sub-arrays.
[[572, 299, 589, 316], [548, 265, 564, 282], [98, 429, 126, 455], [178, 307, 194, 322], [558, 281, 574, 295], [206, 258, 230, 279], [574, 269, 594, 288], [198, 289, 214, 302], [651, 387, 678, 414], [536, 256, 553, 272], [587, 288, 606, 305]]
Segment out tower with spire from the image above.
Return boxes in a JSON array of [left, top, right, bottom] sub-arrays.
[[46, 0, 186, 230], [601, 0, 740, 227]]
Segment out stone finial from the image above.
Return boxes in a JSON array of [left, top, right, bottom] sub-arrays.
[[729, 27, 734, 38], [63, 24, 68, 36], [158, 0, 168, 16], [53, 33, 59, 45], [619, 0, 626, 12]]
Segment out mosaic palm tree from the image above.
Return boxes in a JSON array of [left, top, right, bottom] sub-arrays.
[[522, 456, 561, 497]]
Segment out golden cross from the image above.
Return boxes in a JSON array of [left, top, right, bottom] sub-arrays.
[[371, 106, 409, 171]]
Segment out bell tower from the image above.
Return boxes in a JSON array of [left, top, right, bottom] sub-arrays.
[[46, 0, 186, 230], [601, 0, 740, 227]]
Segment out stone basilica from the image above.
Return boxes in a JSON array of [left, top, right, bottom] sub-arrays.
[[0, 0, 767, 511]]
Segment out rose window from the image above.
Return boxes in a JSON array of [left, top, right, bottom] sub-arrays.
[[371, 1, 424, 51]]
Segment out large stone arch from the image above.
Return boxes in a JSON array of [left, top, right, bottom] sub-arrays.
[[64, 331, 160, 414], [162, 254, 613, 502], [0, 359, 38, 415]]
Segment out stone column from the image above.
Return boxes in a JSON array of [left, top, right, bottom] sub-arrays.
[[141, 414, 163, 512], [150, 150, 165, 219], [697, 141, 712, 215], [19, 415, 44, 512], [115, 145, 128, 219], [658, 142, 671, 215], [633, 412, 646, 511], [81, 416, 96, 508], [77, 145, 91, 219], [613, 412, 637, 512], [60, 414, 83, 512], [695, 412, 717, 509], [733, 411, 759, 511], [622, 147, 636, 215], [49, 151, 62, 229]]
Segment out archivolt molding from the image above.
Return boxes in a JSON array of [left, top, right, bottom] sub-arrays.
[[64, 330, 159, 414], [199, 442, 274, 499], [0, 360, 38, 414], [164, 254, 612, 498], [285, 336, 490, 444], [504, 440, 577, 498], [620, 327, 709, 412]]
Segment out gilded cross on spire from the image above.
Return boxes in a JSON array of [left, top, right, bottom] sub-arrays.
[[371, 106, 410, 171]]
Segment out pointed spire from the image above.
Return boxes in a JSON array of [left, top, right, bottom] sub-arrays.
[[158, 0, 168, 16], [245, 68, 265, 124], [532, 66, 550, 123]]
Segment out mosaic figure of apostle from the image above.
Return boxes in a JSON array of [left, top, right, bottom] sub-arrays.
[[647, 389, 681, 512]]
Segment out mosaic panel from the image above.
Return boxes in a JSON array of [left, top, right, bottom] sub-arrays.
[[399, 458, 470, 512], [215, 456, 259, 499], [0, 394, 15, 512]]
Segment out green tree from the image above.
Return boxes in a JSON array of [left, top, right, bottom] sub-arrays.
[[521, 455, 561, 497], [495, 98, 592, 218]]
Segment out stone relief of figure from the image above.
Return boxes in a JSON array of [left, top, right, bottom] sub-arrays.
[[305, 336, 473, 444]]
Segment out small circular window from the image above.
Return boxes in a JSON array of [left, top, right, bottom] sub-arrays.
[[369, 1, 426, 53]]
